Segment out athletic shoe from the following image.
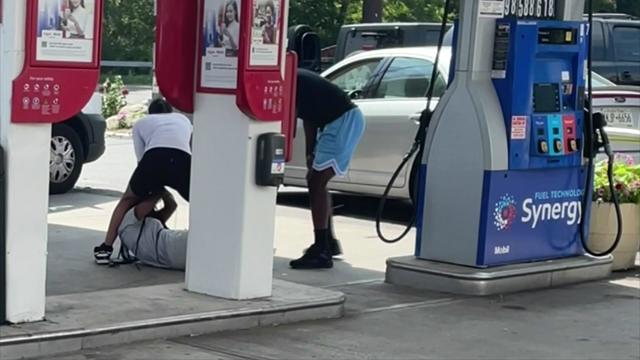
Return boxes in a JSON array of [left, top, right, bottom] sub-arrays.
[[94, 243, 113, 265], [290, 251, 333, 269], [304, 239, 343, 257]]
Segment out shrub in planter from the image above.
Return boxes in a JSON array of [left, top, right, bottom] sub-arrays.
[[589, 154, 640, 270], [101, 76, 128, 119], [106, 104, 147, 130]]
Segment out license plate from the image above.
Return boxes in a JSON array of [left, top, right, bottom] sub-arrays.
[[604, 109, 634, 128]]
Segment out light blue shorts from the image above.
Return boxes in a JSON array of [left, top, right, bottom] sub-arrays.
[[313, 108, 365, 177]]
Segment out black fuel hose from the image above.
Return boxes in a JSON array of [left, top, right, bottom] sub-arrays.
[[376, 0, 452, 243], [579, 0, 622, 257]]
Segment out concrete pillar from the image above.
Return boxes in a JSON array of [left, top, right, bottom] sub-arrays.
[[0, 0, 51, 323], [185, 94, 279, 299]]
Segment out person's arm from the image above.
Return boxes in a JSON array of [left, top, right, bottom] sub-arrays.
[[133, 195, 162, 221], [303, 120, 318, 169], [224, 23, 239, 50], [133, 190, 177, 225], [68, 12, 85, 37], [149, 191, 177, 225]]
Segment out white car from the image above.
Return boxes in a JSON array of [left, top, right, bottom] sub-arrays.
[[284, 47, 640, 201]]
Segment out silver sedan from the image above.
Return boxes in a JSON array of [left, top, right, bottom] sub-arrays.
[[284, 47, 640, 201]]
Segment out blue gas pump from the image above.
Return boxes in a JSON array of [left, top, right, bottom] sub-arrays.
[[449, 18, 592, 266], [383, 0, 620, 295]]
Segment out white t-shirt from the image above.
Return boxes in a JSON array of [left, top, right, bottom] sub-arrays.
[[118, 209, 188, 270], [223, 21, 240, 50], [65, 7, 91, 38], [132, 113, 193, 162]]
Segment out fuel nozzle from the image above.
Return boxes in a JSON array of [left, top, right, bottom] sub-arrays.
[[592, 112, 613, 158]]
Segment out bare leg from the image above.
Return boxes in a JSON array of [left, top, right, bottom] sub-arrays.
[[307, 168, 335, 230], [103, 186, 141, 246], [290, 168, 336, 269]]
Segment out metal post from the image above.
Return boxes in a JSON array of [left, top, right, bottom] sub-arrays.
[[362, 0, 383, 22], [0, 145, 5, 324]]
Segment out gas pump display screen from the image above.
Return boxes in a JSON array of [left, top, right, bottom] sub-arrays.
[[533, 84, 560, 113], [538, 28, 577, 45]]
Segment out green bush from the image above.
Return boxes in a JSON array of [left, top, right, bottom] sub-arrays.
[[593, 154, 640, 204], [101, 76, 128, 119], [106, 104, 147, 130]]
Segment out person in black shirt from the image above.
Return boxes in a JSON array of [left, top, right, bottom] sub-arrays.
[[290, 69, 365, 269]]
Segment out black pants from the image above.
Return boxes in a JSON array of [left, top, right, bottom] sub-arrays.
[[129, 148, 191, 201]]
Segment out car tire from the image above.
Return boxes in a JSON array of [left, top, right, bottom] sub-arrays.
[[49, 124, 85, 194]]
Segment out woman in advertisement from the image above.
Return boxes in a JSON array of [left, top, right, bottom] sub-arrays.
[[261, 0, 276, 44], [60, 0, 91, 39], [219, 0, 240, 56]]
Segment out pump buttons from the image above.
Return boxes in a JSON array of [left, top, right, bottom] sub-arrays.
[[553, 139, 563, 153], [538, 140, 549, 154]]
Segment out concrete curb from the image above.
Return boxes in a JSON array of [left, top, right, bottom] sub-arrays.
[[106, 130, 132, 139], [0, 281, 345, 360]]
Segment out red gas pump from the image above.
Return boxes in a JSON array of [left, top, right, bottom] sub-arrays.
[[155, 0, 297, 160], [11, 0, 104, 123], [155, 0, 298, 299]]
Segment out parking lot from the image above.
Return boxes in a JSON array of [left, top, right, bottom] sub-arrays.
[[38, 135, 640, 360]]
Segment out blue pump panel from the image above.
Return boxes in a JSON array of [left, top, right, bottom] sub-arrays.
[[492, 19, 588, 170]]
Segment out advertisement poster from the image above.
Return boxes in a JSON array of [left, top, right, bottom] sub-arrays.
[[36, 0, 96, 63], [249, 0, 280, 67], [201, 0, 241, 89]]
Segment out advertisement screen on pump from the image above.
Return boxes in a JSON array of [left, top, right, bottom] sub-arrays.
[[249, 0, 280, 67], [36, 0, 96, 63], [201, 0, 241, 90]]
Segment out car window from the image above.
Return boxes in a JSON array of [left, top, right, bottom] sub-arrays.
[[591, 22, 606, 61], [327, 58, 382, 93], [613, 26, 640, 62], [373, 57, 446, 99], [591, 71, 615, 88], [344, 30, 403, 58]]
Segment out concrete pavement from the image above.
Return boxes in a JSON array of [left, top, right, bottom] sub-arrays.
[[3, 135, 637, 359], [27, 186, 639, 359]]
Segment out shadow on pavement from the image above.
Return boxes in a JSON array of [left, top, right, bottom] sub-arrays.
[[47, 223, 389, 297], [48, 188, 122, 215], [47, 224, 183, 296], [277, 191, 414, 225]]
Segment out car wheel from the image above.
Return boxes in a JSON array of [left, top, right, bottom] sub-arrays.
[[49, 124, 85, 194]]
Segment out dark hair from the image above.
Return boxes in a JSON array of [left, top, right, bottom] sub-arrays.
[[225, 1, 239, 26], [265, 0, 275, 15], [69, 0, 85, 9], [148, 99, 173, 114]]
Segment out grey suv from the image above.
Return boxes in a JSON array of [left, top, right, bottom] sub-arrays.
[[589, 14, 640, 86]]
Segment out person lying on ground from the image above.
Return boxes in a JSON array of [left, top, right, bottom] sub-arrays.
[[109, 189, 188, 270]]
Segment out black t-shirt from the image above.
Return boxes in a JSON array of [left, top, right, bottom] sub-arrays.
[[296, 68, 356, 128]]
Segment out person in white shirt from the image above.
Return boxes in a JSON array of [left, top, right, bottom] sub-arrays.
[[117, 190, 188, 270], [60, 0, 90, 39], [94, 99, 193, 264], [220, 0, 240, 56]]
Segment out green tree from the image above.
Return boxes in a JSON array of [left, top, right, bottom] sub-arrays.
[[592, 0, 616, 12], [102, 0, 155, 61], [616, 0, 640, 16], [290, 0, 359, 46]]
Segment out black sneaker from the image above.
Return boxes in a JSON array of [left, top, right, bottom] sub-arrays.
[[330, 238, 343, 257], [94, 243, 113, 265], [304, 239, 343, 257], [290, 250, 333, 269]]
